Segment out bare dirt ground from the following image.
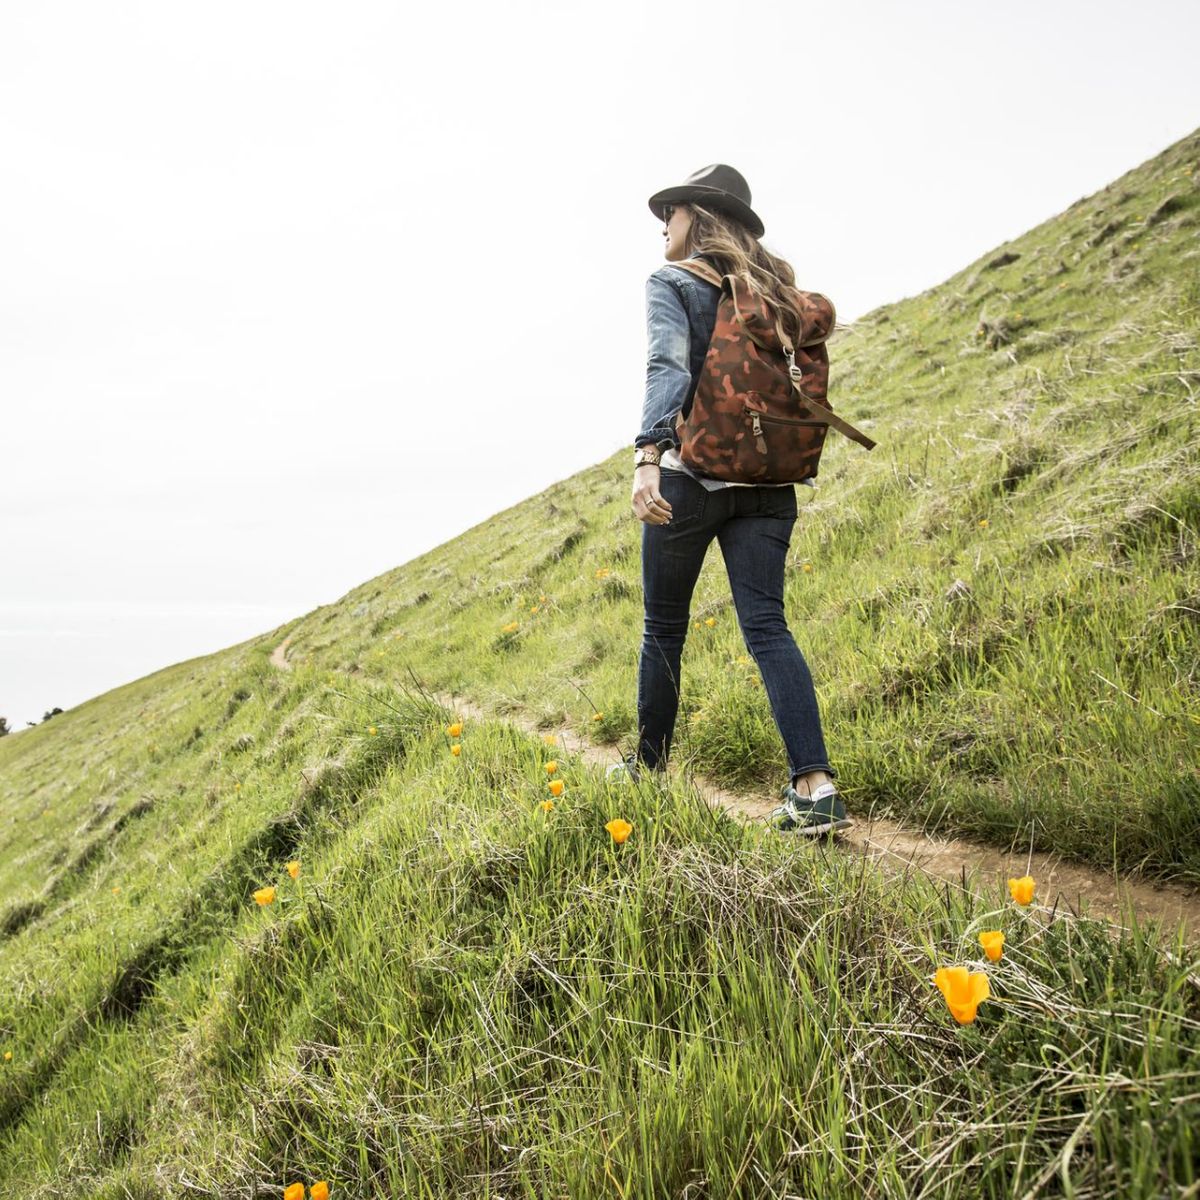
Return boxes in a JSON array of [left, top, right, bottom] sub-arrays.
[[270, 632, 1200, 941]]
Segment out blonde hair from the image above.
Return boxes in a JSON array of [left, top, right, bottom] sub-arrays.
[[681, 201, 816, 347]]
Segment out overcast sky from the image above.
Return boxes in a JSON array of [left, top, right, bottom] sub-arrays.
[[1, 0, 1197, 732]]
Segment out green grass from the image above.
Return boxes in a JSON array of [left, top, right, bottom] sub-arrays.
[[3, 691, 1198, 1195], [1, 129, 1198, 1195]]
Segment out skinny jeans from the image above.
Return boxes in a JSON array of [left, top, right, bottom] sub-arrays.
[[636, 466, 836, 782]]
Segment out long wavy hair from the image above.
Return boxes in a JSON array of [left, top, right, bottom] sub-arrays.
[[680, 201, 818, 347]]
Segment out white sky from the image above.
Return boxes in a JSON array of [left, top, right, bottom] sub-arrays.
[[1, 0, 1197, 732]]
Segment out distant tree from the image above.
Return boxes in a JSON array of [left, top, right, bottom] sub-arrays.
[[39, 707, 65, 724], [0, 716, 9, 737]]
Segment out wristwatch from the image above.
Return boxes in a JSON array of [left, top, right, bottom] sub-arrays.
[[634, 438, 675, 468]]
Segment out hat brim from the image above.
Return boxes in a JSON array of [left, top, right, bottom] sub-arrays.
[[647, 184, 764, 238]]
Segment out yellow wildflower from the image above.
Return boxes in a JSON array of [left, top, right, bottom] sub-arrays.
[[447, 721, 463, 737], [540, 799, 555, 813], [704, 617, 716, 627], [253, 886, 276, 906], [933, 966, 990, 1024], [451, 744, 462, 757], [1008, 876, 1036, 906], [978, 931, 1005, 962], [544, 761, 558, 775], [311, 1182, 330, 1200], [286, 861, 301, 880], [548, 779, 565, 797], [605, 818, 633, 845]]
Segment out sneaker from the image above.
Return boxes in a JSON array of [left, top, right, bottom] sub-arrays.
[[767, 781, 853, 835], [605, 753, 642, 783]]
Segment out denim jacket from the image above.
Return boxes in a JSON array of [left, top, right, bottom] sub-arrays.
[[636, 253, 805, 490], [635, 253, 719, 451]]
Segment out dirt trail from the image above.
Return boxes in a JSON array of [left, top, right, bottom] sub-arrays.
[[269, 634, 296, 672], [270, 633, 1200, 941]]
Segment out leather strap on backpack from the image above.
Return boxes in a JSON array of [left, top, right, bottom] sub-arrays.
[[670, 257, 725, 288], [670, 259, 877, 452], [771, 310, 877, 450]]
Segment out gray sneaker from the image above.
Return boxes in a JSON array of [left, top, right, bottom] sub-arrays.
[[767, 781, 853, 835], [605, 753, 642, 783]]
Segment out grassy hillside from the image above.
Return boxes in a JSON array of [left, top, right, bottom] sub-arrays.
[[273, 128, 1199, 883], [0, 129, 1198, 1196]]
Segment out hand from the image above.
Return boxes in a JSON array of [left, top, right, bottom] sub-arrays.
[[631, 463, 673, 525]]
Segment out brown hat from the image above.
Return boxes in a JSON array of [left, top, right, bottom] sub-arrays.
[[647, 163, 764, 238]]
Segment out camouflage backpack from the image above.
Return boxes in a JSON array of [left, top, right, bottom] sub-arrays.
[[668, 258, 876, 484]]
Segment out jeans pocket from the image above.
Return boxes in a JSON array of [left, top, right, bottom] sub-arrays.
[[657, 471, 706, 530], [758, 485, 797, 520]]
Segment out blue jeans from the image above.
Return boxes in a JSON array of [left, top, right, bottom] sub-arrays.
[[636, 467, 837, 783]]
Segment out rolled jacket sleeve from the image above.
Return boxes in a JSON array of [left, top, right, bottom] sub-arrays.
[[634, 273, 692, 449]]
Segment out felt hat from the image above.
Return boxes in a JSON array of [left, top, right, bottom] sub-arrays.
[[647, 163, 764, 238]]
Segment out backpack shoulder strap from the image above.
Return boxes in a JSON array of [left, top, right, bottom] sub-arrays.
[[667, 258, 725, 289]]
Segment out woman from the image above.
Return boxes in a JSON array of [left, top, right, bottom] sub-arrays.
[[607, 164, 851, 837]]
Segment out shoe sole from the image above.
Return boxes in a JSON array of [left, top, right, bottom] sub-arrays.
[[773, 816, 855, 836], [796, 816, 854, 836]]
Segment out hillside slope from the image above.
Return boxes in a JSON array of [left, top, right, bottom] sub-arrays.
[[268, 126, 1199, 881], [1, 129, 1198, 1196]]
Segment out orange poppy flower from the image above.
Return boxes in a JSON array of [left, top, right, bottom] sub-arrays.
[[542, 734, 557, 746], [446, 722, 463, 737], [1008, 876, 1036, 906], [451, 744, 461, 757], [311, 1184, 330, 1200], [284, 1184, 305, 1200], [548, 779, 565, 797], [978, 930, 1004, 962], [286, 861, 300, 880], [540, 799, 555, 813], [253, 886, 276, 906], [933, 966, 990, 1024], [544, 761, 558, 775], [605, 819, 633, 845]]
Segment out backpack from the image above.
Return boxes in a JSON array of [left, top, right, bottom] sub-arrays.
[[668, 258, 876, 484]]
